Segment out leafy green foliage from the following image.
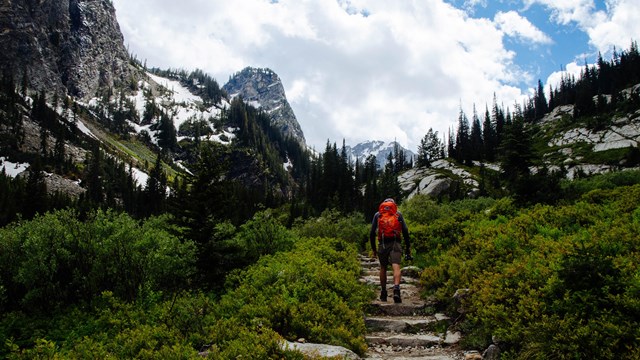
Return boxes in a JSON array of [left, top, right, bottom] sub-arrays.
[[0, 209, 195, 311], [293, 209, 369, 250], [218, 236, 370, 355], [223, 209, 295, 269], [406, 184, 640, 359], [1, 210, 369, 358]]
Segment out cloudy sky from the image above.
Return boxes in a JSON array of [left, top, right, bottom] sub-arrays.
[[111, 0, 640, 151]]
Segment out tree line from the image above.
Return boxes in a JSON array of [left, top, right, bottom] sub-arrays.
[[2, 41, 640, 228]]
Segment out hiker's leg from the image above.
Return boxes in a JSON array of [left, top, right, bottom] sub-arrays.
[[390, 241, 402, 285], [379, 264, 387, 289], [378, 249, 389, 301], [392, 263, 401, 286]]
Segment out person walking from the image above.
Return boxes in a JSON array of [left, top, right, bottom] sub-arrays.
[[369, 198, 412, 303]]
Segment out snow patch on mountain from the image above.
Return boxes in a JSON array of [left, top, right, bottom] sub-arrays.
[[344, 140, 415, 168]]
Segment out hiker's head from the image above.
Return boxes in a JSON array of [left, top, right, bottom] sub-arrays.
[[383, 198, 395, 204]]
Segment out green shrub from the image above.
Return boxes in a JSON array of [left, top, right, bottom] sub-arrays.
[[420, 184, 640, 359], [400, 195, 450, 224], [0, 209, 196, 311], [217, 236, 370, 355], [224, 209, 295, 268], [292, 209, 369, 250]]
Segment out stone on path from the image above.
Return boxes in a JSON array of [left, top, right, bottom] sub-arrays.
[[282, 341, 360, 360], [360, 255, 464, 360]]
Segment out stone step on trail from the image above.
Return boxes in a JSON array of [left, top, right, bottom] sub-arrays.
[[366, 330, 461, 347], [359, 274, 420, 285], [365, 314, 450, 333], [360, 255, 464, 360]]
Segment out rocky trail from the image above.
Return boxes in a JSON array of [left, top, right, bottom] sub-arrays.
[[358, 255, 467, 360], [285, 256, 491, 359]]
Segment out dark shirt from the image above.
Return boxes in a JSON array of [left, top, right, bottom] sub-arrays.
[[369, 211, 410, 253]]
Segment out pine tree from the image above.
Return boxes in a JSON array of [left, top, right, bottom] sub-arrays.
[[85, 144, 104, 206], [417, 128, 443, 167], [144, 153, 168, 216], [470, 105, 483, 162], [378, 153, 401, 202], [157, 112, 177, 152], [498, 116, 533, 193], [534, 79, 548, 121], [482, 106, 496, 162], [24, 156, 48, 219], [455, 107, 471, 165], [492, 94, 506, 147]]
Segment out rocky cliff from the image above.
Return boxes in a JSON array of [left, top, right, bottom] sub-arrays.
[[223, 67, 306, 147], [0, 0, 134, 99]]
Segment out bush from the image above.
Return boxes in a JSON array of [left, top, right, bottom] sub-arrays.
[[292, 209, 369, 250], [419, 184, 640, 358], [0, 209, 196, 311], [223, 209, 295, 269], [217, 236, 370, 355]]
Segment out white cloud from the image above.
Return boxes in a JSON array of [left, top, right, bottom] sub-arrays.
[[494, 11, 553, 45], [112, 0, 633, 152], [525, 0, 639, 54], [523, 0, 601, 26], [587, 0, 640, 52]]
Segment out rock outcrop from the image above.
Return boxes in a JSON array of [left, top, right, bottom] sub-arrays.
[[399, 160, 480, 199], [548, 109, 640, 152], [0, 0, 134, 99], [223, 67, 306, 147]]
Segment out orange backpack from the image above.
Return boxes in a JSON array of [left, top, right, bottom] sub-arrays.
[[377, 200, 402, 239]]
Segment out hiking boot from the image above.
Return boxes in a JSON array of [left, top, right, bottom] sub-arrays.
[[380, 289, 387, 302], [393, 287, 402, 303]]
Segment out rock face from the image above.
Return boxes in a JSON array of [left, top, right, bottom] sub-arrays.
[[223, 67, 306, 147], [399, 160, 480, 199], [0, 0, 134, 99], [548, 109, 640, 152]]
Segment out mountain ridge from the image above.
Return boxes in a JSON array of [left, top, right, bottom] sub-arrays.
[[0, 0, 135, 99], [223, 67, 306, 148]]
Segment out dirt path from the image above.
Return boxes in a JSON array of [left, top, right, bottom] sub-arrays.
[[359, 255, 466, 360]]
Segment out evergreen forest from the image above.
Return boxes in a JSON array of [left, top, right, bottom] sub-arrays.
[[0, 42, 640, 359]]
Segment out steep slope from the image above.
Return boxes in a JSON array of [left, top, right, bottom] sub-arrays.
[[0, 0, 135, 99], [223, 67, 306, 147]]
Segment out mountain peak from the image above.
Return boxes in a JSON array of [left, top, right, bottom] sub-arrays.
[[223, 67, 306, 147], [345, 140, 414, 168]]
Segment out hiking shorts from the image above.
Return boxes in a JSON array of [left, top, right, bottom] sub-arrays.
[[378, 240, 402, 268]]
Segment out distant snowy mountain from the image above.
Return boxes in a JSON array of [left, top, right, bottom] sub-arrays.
[[344, 140, 415, 168]]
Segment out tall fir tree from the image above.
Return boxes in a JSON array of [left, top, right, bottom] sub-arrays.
[[470, 105, 483, 161]]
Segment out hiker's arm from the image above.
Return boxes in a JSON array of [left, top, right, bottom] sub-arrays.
[[369, 213, 378, 255], [399, 214, 411, 252]]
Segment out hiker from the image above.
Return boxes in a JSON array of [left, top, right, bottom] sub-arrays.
[[369, 198, 412, 303]]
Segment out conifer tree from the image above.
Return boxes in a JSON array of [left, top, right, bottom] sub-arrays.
[[24, 156, 48, 219], [378, 153, 401, 203], [145, 153, 168, 216], [455, 107, 471, 165], [470, 105, 483, 161], [534, 79, 548, 121], [417, 128, 443, 167], [498, 116, 533, 193], [492, 93, 506, 146], [85, 144, 104, 206], [482, 106, 496, 162]]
